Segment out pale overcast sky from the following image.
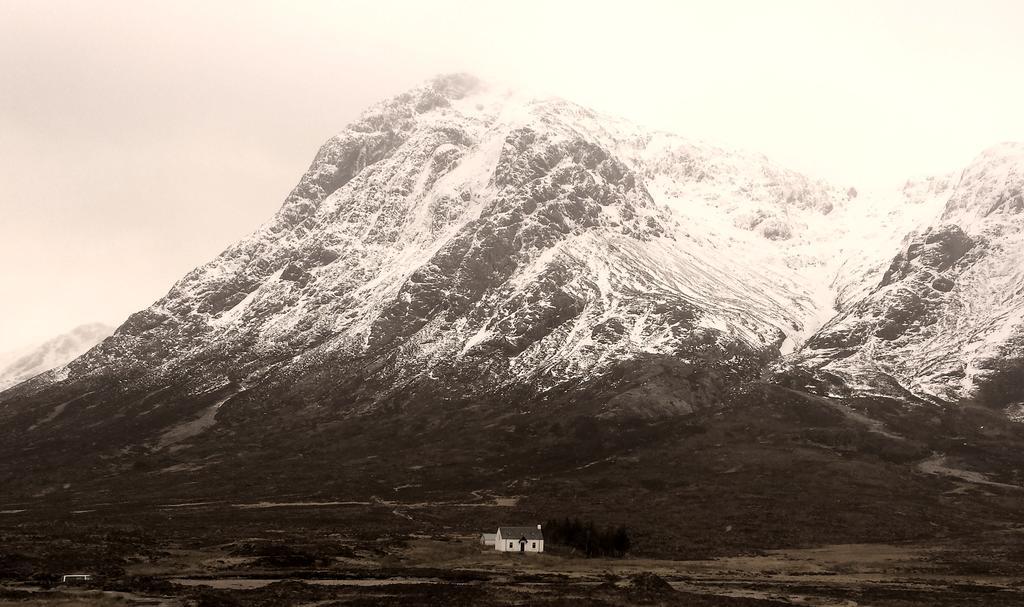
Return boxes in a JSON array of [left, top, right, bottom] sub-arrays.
[[1, 0, 1022, 351]]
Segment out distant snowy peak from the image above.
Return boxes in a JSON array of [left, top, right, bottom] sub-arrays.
[[941, 142, 1024, 228], [0, 323, 113, 391]]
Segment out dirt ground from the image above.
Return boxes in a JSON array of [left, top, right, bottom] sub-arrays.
[[2, 514, 1024, 606]]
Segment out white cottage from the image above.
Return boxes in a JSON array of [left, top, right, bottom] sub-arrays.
[[494, 525, 544, 553]]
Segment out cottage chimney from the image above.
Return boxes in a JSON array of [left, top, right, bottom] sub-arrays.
[[537, 524, 542, 530]]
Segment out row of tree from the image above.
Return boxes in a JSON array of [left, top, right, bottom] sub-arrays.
[[543, 517, 631, 557]]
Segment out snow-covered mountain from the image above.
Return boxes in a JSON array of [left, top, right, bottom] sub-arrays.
[[0, 323, 112, 391], [2, 75, 1021, 429], [793, 143, 1024, 416]]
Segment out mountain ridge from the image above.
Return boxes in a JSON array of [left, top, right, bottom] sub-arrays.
[[792, 142, 1024, 408], [0, 74, 1021, 479]]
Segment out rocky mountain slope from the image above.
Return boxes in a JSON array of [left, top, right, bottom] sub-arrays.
[[0, 75, 1021, 501], [0, 323, 112, 391], [793, 143, 1024, 418]]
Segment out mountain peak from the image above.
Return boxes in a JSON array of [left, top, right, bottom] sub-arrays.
[[3, 84, 1023, 431], [942, 141, 1024, 226], [425, 72, 485, 99]]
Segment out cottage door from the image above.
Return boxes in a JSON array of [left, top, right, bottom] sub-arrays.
[[519, 537, 526, 552]]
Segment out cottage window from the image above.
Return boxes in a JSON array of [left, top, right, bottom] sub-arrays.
[[532, 542, 536, 548]]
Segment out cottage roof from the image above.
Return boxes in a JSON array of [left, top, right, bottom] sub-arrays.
[[497, 526, 543, 540]]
